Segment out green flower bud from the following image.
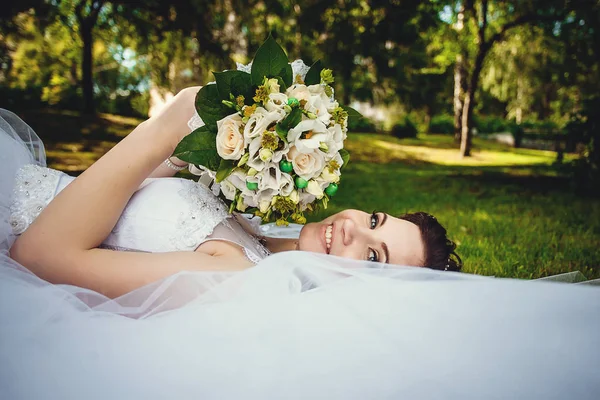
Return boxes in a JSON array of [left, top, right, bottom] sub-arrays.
[[246, 181, 258, 191], [279, 159, 293, 173], [295, 177, 308, 189], [237, 152, 250, 167], [325, 183, 338, 196], [320, 69, 334, 84]]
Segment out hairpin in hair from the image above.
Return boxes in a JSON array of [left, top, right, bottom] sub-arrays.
[[444, 264, 450, 271]]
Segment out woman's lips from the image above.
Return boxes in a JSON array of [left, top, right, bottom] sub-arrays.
[[324, 224, 333, 254]]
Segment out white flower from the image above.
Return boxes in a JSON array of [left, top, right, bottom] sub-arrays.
[[216, 113, 245, 160], [320, 123, 345, 156], [258, 199, 271, 213], [255, 165, 294, 196], [321, 168, 340, 184], [286, 84, 311, 102], [223, 169, 252, 197], [247, 132, 290, 172], [287, 146, 325, 180], [307, 179, 324, 199], [243, 107, 284, 143], [259, 148, 273, 162], [299, 191, 316, 211], [287, 119, 330, 154], [289, 189, 300, 204], [266, 78, 280, 94], [220, 179, 237, 201], [265, 93, 288, 113], [304, 94, 331, 125], [327, 99, 340, 112]]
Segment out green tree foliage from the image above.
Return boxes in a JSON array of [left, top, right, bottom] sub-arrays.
[[0, 0, 598, 152]]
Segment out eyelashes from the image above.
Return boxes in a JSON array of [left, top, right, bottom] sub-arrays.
[[370, 211, 379, 229], [368, 211, 379, 262]]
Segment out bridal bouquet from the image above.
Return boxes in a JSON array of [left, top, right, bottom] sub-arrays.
[[173, 34, 361, 224]]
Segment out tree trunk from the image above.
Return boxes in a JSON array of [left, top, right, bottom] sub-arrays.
[[453, 54, 464, 143], [80, 19, 94, 114], [460, 45, 486, 158], [453, 6, 465, 143]]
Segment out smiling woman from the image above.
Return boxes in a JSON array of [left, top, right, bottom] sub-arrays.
[[1, 106, 600, 400], [296, 209, 461, 271]]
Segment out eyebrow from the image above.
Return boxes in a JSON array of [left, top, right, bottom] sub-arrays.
[[379, 213, 390, 264], [382, 242, 390, 264]]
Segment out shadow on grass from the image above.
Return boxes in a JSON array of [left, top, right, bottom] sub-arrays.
[[15, 109, 140, 174]]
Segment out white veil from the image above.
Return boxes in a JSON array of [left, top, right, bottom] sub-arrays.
[[1, 109, 599, 399]]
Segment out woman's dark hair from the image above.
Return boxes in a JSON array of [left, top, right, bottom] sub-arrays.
[[398, 212, 462, 272]]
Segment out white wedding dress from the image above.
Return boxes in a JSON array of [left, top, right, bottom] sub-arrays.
[[1, 109, 599, 400]]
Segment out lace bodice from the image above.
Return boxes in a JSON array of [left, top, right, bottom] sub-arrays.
[[9, 165, 270, 263]]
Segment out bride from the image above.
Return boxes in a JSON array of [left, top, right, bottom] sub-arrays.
[[1, 91, 599, 399], [5, 87, 460, 298]]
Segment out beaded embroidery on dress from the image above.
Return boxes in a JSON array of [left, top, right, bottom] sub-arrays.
[[9, 165, 270, 263], [9, 165, 60, 235]]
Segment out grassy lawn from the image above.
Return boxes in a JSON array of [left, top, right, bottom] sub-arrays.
[[17, 109, 600, 279]]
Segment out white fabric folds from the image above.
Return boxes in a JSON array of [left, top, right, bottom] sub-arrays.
[[0, 109, 599, 399]]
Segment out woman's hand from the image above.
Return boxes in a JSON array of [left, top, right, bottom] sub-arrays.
[[149, 86, 203, 147]]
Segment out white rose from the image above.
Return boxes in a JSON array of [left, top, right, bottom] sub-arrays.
[[216, 113, 245, 160], [287, 146, 325, 180], [265, 92, 288, 113], [287, 119, 330, 154], [286, 84, 311, 102], [299, 191, 316, 211], [243, 107, 283, 143]]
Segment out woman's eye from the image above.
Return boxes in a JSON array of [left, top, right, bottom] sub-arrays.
[[370, 212, 379, 229], [368, 248, 379, 262]]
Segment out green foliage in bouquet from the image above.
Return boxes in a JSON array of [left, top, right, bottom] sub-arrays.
[[173, 33, 362, 224]]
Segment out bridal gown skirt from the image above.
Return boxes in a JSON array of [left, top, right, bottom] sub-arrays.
[[1, 109, 599, 399]]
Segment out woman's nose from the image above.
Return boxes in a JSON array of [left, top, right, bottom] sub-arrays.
[[341, 218, 357, 246]]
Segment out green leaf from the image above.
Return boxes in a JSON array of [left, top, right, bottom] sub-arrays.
[[230, 72, 254, 105], [172, 126, 220, 170], [304, 60, 323, 85], [341, 105, 363, 125], [196, 84, 232, 133], [214, 70, 243, 100], [279, 107, 302, 131], [215, 159, 236, 183], [251, 33, 290, 86], [338, 148, 350, 170], [278, 64, 293, 87], [276, 76, 288, 93], [275, 123, 287, 142]]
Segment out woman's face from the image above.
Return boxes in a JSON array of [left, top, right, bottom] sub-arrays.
[[298, 209, 426, 266]]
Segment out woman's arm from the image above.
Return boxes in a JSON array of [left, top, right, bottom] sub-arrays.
[[147, 156, 189, 178], [10, 87, 249, 297]]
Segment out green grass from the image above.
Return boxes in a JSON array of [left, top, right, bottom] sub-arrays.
[[19, 109, 600, 279]]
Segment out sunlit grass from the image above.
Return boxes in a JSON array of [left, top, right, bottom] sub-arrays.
[[19, 109, 600, 279]]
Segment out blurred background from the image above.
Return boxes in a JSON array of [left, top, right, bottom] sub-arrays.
[[0, 0, 598, 279]]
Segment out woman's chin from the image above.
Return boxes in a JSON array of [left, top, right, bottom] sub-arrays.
[[298, 222, 327, 254]]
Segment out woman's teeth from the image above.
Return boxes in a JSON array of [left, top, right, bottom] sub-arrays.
[[325, 224, 333, 251]]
